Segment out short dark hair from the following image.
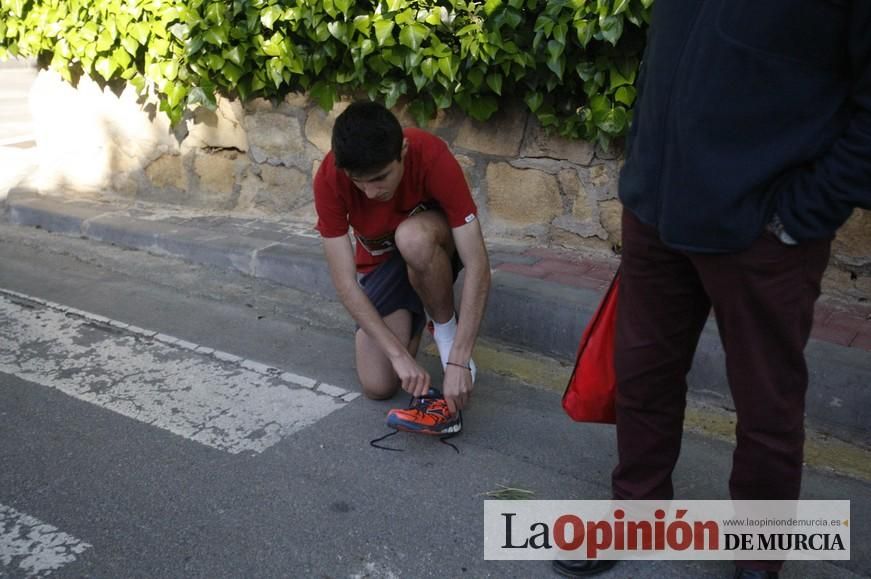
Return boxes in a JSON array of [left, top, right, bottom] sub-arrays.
[[331, 101, 404, 174]]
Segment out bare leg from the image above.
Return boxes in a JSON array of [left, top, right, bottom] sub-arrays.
[[394, 210, 456, 324], [355, 308, 417, 399]]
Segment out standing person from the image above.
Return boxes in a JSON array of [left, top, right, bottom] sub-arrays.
[[554, 0, 870, 577], [314, 100, 490, 434]]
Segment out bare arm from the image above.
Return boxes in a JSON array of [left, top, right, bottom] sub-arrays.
[[321, 235, 431, 396], [441, 218, 491, 412]]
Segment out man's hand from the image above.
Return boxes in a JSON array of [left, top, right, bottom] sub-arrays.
[[391, 351, 431, 398], [441, 363, 473, 415]]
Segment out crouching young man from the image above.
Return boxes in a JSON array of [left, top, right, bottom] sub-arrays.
[[313, 100, 491, 433]]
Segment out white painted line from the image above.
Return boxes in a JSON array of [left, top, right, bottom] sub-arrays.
[[0, 503, 91, 576], [281, 372, 317, 389], [126, 325, 157, 338], [317, 383, 349, 398], [341, 392, 362, 402], [175, 339, 199, 351], [212, 350, 243, 363], [0, 294, 351, 454], [240, 359, 275, 374]]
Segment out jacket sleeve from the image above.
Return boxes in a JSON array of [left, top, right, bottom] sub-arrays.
[[776, 1, 871, 241]]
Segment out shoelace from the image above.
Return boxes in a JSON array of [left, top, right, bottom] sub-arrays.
[[369, 394, 462, 454]]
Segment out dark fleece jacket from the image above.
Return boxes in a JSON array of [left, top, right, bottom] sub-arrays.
[[619, 0, 871, 252]]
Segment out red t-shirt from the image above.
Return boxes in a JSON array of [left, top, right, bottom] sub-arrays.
[[314, 128, 477, 273]]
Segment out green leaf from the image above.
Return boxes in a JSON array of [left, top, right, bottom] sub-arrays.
[[327, 21, 347, 43], [383, 79, 407, 109], [206, 53, 225, 70], [438, 56, 455, 81], [266, 57, 284, 87], [407, 98, 434, 126], [353, 15, 371, 35], [399, 22, 429, 51], [205, 2, 227, 26], [223, 45, 244, 66], [546, 40, 565, 80], [466, 94, 498, 121], [466, 67, 484, 89], [552, 21, 567, 45], [598, 14, 623, 45], [165, 81, 187, 108], [486, 72, 502, 95], [393, 8, 413, 26], [374, 20, 395, 46], [596, 106, 628, 134], [613, 0, 630, 15], [129, 74, 146, 93], [335, 0, 352, 17], [96, 28, 115, 52], [169, 23, 190, 41], [222, 62, 243, 83], [94, 56, 116, 81], [187, 86, 218, 109], [203, 26, 228, 46], [261, 6, 283, 30], [484, 0, 503, 17], [112, 46, 132, 70], [129, 22, 150, 45], [525, 91, 544, 113], [614, 85, 636, 106], [310, 81, 337, 111], [420, 57, 436, 80], [120, 35, 139, 57], [574, 19, 594, 47], [412, 69, 426, 90], [162, 60, 179, 80], [433, 90, 452, 109]]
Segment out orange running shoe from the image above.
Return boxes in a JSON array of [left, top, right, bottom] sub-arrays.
[[386, 388, 462, 435]]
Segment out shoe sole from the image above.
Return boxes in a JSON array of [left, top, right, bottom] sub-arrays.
[[386, 417, 462, 435]]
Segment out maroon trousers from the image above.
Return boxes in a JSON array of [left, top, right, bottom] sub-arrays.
[[612, 209, 830, 525]]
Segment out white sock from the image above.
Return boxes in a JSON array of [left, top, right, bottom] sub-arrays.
[[432, 314, 477, 383]]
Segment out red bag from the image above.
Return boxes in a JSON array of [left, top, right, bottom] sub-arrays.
[[562, 268, 620, 424]]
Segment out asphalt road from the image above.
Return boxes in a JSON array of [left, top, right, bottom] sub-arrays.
[[0, 223, 867, 578]]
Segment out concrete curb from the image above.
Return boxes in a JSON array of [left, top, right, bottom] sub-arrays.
[[4, 192, 870, 447]]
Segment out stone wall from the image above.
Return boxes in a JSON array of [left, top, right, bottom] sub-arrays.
[[25, 69, 871, 300]]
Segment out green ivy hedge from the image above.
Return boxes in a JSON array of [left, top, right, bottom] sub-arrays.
[[0, 0, 651, 146]]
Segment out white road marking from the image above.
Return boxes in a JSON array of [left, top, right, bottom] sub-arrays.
[[0, 290, 355, 454], [0, 503, 91, 577]]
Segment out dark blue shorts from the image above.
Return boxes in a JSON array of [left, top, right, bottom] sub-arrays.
[[359, 249, 462, 337]]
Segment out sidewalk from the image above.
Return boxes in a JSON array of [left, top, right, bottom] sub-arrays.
[[3, 190, 870, 450]]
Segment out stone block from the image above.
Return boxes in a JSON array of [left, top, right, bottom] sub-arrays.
[[559, 169, 592, 221], [246, 112, 305, 164], [485, 162, 561, 225], [598, 198, 623, 242], [185, 97, 248, 152], [455, 105, 527, 157], [522, 121, 595, 165], [550, 228, 614, 254], [146, 154, 187, 191], [579, 162, 620, 201], [833, 209, 871, 267], [822, 267, 855, 295], [193, 151, 244, 200], [237, 164, 309, 214], [284, 92, 310, 109], [304, 100, 351, 153]]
